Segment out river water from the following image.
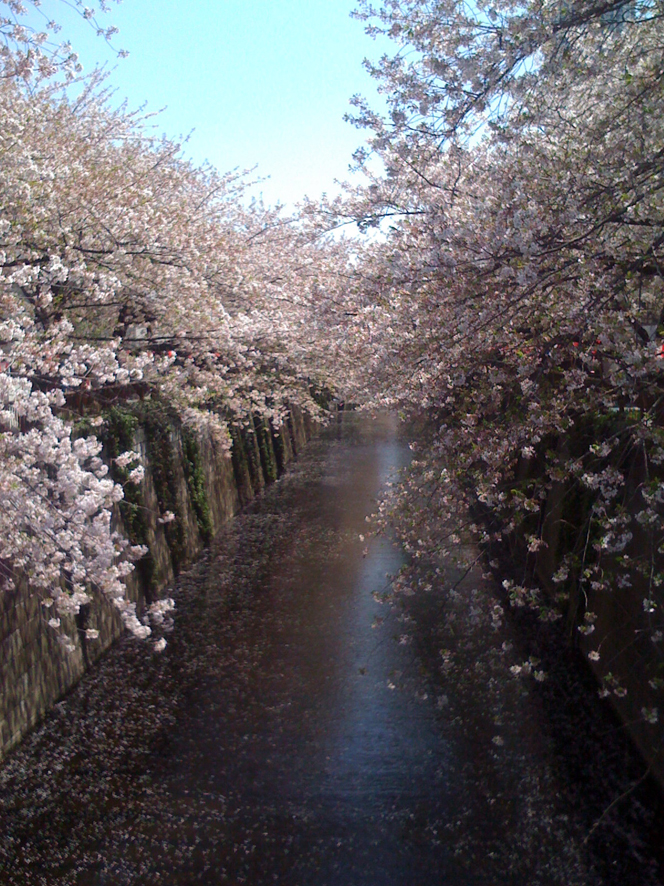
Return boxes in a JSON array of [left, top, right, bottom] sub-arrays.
[[1, 412, 663, 885]]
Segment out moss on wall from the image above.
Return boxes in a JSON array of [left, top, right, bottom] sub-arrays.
[[182, 428, 211, 543], [229, 425, 254, 504], [255, 415, 278, 484], [103, 408, 157, 587], [99, 407, 156, 590], [137, 401, 187, 573], [271, 422, 287, 474]]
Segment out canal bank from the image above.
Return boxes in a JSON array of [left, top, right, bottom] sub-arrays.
[[0, 412, 662, 885], [0, 400, 316, 762]]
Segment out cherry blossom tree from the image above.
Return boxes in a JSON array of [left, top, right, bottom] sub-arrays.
[[327, 0, 664, 726], [1, 0, 126, 79], [0, 46, 352, 643]]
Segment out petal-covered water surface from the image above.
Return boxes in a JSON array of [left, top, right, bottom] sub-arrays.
[[1, 413, 662, 885]]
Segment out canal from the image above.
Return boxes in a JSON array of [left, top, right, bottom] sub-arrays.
[[1, 412, 662, 885]]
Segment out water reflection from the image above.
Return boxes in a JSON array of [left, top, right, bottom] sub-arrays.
[[160, 411, 468, 884], [2, 412, 662, 886]]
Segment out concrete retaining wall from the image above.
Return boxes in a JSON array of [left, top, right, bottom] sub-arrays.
[[0, 403, 315, 760]]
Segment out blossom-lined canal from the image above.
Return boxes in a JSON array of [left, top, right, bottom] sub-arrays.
[[152, 411, 463, 885], [1, 413, 662, 885]]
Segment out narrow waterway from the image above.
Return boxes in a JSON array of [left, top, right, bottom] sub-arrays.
[[1, 413, 662, 885]]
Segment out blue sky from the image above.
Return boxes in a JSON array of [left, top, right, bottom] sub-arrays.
[[30, 0, 389, 207]]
